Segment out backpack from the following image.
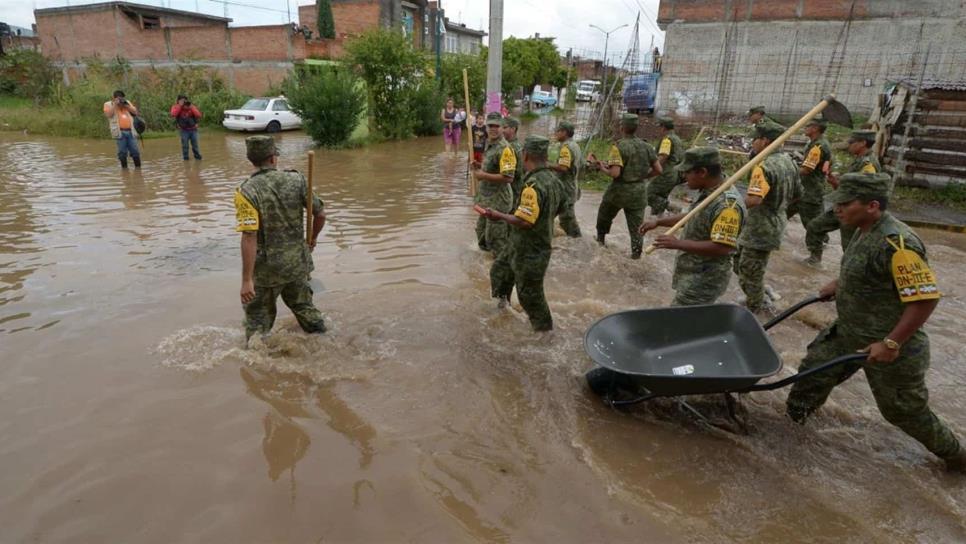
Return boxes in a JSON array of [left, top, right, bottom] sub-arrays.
[[133, 115, 146, 135]]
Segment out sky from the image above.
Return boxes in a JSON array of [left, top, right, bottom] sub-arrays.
[[3, 0, 664, 61]]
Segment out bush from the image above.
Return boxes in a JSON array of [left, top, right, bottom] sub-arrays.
[[285, 64, 365, 147], [0, 49, 58, 103], [411, 80, 444, 137], [344, 29, 430, 140]]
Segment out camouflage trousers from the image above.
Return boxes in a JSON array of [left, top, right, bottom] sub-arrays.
[[786, 324, 962, 460], [596, 182, 646, 254], [671, 269, 731, 306], [646, 171, 681, 216], [788, 199, 826, 252], [732, 246, 771, 311], [490, 249, 553, 331], [476, 189, 512, 253], [243, 279, 326, 340], [556, 181, 582, 237], [806, 209, 858, 253]]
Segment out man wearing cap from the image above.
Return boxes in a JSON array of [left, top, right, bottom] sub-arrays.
[[591, 113, 663, 259], [235, 135, 327, 342], [473, 112, 517, 253], [747, 106, 773, 126], [502, 116, 526, 208], [550, 120, 582, 237], [640, 147, 745, 305], [803, 129, 882, 266], [484, 135, 564, 331], [785, 172, 965, 473], [646, 116, 686, 216], [790, 118, 834, 263], [734, 120, 799, 315]]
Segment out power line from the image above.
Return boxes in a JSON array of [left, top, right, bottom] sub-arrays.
[[206, 0, 289, 15]]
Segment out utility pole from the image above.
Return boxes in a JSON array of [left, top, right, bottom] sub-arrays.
[[590, 23, 628, 87], [435, 0, 442, 82], [485, 0, 503, 114]]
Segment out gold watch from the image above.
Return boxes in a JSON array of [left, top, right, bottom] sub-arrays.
[[883, 338, 901, 351]]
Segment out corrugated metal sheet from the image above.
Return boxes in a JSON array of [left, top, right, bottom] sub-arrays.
[[897, 78, 966, 92]]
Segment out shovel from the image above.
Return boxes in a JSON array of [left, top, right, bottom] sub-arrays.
[[643, 95, 853, 255], [306, 151, 325, 293]]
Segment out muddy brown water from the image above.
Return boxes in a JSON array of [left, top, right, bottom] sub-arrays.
[[1, 126, 965, 543]]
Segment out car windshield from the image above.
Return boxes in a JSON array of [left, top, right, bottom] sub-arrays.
[[240, 99, 270, 111], [578, 83, 596, 91]]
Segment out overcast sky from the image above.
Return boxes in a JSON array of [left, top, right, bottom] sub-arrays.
[[3, 0, 664, 60]]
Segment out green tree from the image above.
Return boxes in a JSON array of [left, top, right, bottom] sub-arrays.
[[0, 49, 58, 104], [316, 0, 336, 39], [344, 29, 430, 139], [284, 64, 365, 147], [500, 37, 562, 99], [438, 53, 485, 112]]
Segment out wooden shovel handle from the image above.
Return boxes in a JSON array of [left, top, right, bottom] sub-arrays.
[[306, 151, 314, 244]]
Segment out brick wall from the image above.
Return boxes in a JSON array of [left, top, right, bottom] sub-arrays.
[[298, 1, 382, 38], [168, 25, 228, 61], [1, 35, 41, 52], [37, 9, 117, 61], [229, 26, 293, 61], [656, 0, 958, 25]]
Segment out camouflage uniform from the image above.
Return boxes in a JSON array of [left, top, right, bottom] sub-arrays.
[[491, 136, 564, 331], [672, 177, 746, 306], [475, 114, 516, 254], [806, 133, 881, 256], [596, 114, 658, 257], [791, 122, 833, 253], [646, 118, 686, 215], [554, 122, 583, 237], [787, 173, 961, 463], [235, 136, 326, 340], [504, 117, 526, 209], [734, 121, 799, 312]]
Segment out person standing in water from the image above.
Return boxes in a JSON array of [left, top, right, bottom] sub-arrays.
[[441, 98, 462, 154]]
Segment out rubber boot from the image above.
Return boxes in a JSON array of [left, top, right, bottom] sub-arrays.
[[120, 158, 128, 169], [595, 231, 606, 246], [945, 448, 966, 474], [133, 156, 142, 169], [804, 250, 822, 268]]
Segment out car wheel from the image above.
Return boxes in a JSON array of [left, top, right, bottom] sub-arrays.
[[266, 121, 281, 133]]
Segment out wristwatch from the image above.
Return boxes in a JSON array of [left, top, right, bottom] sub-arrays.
[[883, 338, 901, 351]]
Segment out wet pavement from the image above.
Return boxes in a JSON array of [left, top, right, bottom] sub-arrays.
[[1, 125, 965, 543]]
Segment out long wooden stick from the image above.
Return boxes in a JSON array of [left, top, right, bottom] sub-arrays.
[[463, 68, 478, 197], [645, 95, 837, 255], [306, 150, 314, 244]]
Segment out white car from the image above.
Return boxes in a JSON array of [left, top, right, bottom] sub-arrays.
[[222, 97, 302, 132]]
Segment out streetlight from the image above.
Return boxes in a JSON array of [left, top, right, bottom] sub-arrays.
[[589, 23, 628, 89]]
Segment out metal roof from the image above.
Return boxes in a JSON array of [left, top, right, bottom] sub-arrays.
[[897, 78, 966, 92]]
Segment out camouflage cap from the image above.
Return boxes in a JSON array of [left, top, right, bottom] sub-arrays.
[[751, 120, 785, 141], [828, 172, 890, 204], [485, 111, 504, 125], [523, 135, 550, 155], [748, 106, 766, 115], [246, 135, 280, 163], [657, 116, 674, 129], [806, 117, 828, 129], [502, 116, 520, 129], [621, 113, 639, 128], [556, 120, 575, 133], [676, 146, 721, 173], [849, 129, 876, 143]]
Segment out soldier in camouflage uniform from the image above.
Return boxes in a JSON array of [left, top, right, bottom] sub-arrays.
[[235, 135, 327, 341], [646, 116, 686, 216], [550, 120, 582, 237], [484, 136, 565, 331], [785, 173, 965, 472], [502, 116, 526, 208], [733, 120, 799, 315], [473, 112, 517, 254], [640, 147, 746, 306], [592, 113, 663, 259], [804, 130, 882, 266], [789, 118, 833, 262]]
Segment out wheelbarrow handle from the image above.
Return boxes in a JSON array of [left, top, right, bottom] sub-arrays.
[[743, 353, 868, 392], [763, 295, 828, 331], [607, 390, 660, 407]]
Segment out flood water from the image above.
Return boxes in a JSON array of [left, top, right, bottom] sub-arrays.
[[1, 125, 965, 543]]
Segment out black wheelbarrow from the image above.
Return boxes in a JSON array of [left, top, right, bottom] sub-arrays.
[[584, 296, 867, 408]]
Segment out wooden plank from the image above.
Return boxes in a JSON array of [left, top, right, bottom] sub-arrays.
[[889, 137, 966, 153], [918, 99, 966, 112], [902, 126, 966, 139], [923, 89, 966, 101], [911, 112, 966, 128], [886, 149, 966, 167]]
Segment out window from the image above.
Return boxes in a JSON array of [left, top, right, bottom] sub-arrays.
[[401, 11, 414, 37], [272, 100, 289, 112], [241, 98, 270, 111]]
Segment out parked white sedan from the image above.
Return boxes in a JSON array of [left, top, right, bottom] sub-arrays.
[[222, 97, 302, 132]]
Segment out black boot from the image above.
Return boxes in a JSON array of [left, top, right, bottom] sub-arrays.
[[595, 231, 606, 246], [120, 158, 128, 169], [133, 156, 142, 168]]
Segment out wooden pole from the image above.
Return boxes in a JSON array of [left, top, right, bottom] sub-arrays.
[[644, 95, 838, 255], [463, 68, 478, 197], [306, 150, 314, 244]]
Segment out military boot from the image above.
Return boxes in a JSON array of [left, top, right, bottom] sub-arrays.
[[630, 248, 642, 260], [497, 295, 510, 309], [804, 250, 823, 268], [944, 448, 966, 474], [595, 231, 606, 246]]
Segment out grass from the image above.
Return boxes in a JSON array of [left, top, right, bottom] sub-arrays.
[[520, 111, 540, 121], [894, 184, 966, 215]]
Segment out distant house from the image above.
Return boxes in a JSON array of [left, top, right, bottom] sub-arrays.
[[426, 1, 485, 56]]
